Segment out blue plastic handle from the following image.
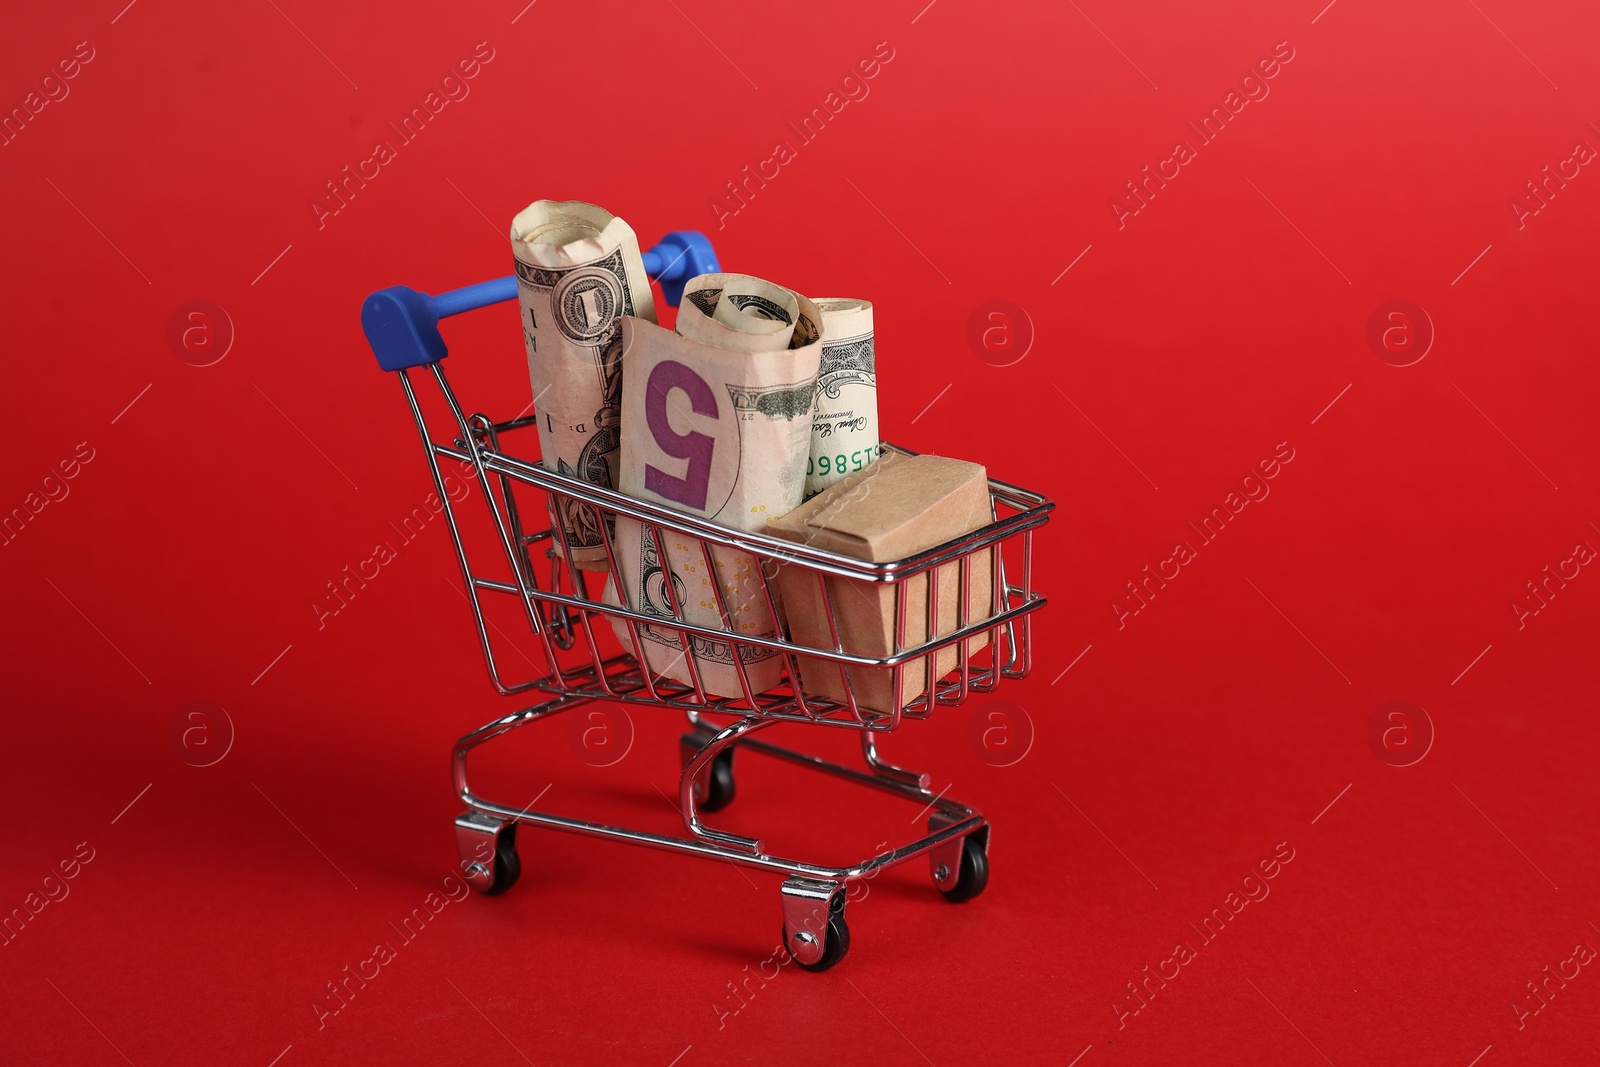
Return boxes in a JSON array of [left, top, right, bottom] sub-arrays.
[[362, 230, 719, 373]]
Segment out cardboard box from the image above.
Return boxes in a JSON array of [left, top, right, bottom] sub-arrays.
[[768, 450, 994, 714]]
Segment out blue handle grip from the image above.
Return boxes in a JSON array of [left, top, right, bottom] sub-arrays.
[[362, 230, 719, 373]]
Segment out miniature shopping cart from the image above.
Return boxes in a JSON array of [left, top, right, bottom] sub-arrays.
[[360, 230, 1053, 970]]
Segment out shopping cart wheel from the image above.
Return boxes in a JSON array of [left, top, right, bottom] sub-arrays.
[[482, 828, 521, 896], [455, 812, 521, 896], [780, 878, 850, 972], [680, 732, 737, 813], [929, 819, 989, 903]]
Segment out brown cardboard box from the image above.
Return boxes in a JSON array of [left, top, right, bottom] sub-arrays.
[[768, 450, 994, 714]]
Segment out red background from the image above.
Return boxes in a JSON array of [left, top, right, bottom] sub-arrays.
[[3, 0, 1598, 1063]]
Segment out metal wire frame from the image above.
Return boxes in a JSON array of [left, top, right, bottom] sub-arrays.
[[398, 360, 1054, 732]]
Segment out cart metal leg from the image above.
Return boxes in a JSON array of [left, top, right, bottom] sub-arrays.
[[452, 695, 992, 970]]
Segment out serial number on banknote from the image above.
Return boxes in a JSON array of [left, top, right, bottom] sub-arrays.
[[806, 446, 880, 481]]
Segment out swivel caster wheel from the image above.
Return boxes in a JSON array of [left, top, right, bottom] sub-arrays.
[[782, 910, 849, 973], [929, 821, 989, 903], [780, 878, 849, 972], [481, 827, 521, 896], [455, 812, 521, 895], [680, 731, 737, 813]]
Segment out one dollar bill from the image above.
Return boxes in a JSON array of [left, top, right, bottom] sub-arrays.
[[806, 298, 879, 497], [511, 200, 656, 569]]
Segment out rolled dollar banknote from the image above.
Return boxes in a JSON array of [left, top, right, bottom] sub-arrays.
[[806, 298, 879, 498], [511, 200, 656, 569], [606, 273, 822, 697]]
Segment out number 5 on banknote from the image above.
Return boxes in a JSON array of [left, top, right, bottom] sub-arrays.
[[643, 359, 718, 511]]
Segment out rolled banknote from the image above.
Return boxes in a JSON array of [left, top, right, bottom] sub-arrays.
[[511, 200, 656, 569], [606, 273, 822, 697], [805, 298, 879, 498]]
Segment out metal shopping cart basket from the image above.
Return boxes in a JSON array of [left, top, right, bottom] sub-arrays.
[[360, 230, 1054, 970]]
